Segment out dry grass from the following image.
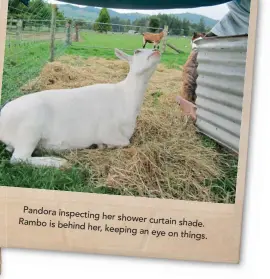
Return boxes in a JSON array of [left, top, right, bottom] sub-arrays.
[[21, 55, 223, 201], [21, 56, 130, 92]]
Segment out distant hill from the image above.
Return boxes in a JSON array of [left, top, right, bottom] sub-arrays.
[[57, 5, 99, 21], [173, 13, 218, 27], [57, 4, 218, 28]]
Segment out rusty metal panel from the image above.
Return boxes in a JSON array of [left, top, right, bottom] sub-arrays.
[[195, 35, 248, 153]]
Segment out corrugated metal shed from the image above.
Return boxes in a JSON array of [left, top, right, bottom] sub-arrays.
[[195, 35, 248, 153]]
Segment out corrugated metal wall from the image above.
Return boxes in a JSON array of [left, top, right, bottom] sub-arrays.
[[195, 35, 248, 153]]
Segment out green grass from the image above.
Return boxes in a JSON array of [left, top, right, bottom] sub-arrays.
[[2, 40, 66, 103], [200, 135, 238, 204], [66, 32, 191, 68], [0, 144, 122, 195], [0, 31, 238, 203]]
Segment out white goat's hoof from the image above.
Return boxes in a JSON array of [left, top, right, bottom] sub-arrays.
[[10, 156, 68, 168]]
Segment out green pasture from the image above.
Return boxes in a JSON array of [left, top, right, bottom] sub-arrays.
[[66, 31, 192, 67]]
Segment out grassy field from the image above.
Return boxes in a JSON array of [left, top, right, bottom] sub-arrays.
[[65, 31, 192, 67], [0, 31, 238, 203]]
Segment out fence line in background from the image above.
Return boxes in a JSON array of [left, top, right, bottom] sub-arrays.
[[5, 9, 189, 61], [6, 15, 188, 59]]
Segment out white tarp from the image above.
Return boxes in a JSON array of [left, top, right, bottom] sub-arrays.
[[211, 0, 251, 36]]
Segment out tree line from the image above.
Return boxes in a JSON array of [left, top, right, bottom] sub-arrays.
[[8, 0, 65, 28], [8, 1, 210, 36], [94, 8, 210, 36]]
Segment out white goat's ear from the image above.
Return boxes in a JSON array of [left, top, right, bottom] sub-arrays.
[[115, 48, 131, 62]]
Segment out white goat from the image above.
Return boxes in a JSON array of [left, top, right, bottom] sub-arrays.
[[0, 48, 161, 168]]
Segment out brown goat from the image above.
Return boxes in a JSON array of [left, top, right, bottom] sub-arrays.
[[177, 32, 207, 120], [181, 50, 199, 103], [181, 32, 206, 103], [142, 30, 167, 49]]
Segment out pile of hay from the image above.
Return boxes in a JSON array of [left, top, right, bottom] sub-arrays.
[[21, 55, 223, 201], [21, 56, 129, 92]]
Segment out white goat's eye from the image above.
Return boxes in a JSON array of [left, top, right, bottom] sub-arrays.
[[134, 50, 141, 54]]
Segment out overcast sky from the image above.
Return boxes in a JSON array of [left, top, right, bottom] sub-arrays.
[[48, 1, 230, 20]]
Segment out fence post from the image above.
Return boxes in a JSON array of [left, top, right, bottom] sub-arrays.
[[74, 21, 79, 42], [50, 4, 57, 62], [16, 19, 23, 44], [161, 25, 168, 54], [9, 17, 13, 31], [65, 19, 72, 46]]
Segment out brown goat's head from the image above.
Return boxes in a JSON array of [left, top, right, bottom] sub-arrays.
[[191, 32, 206, 50], [192, 32, 206, 41]]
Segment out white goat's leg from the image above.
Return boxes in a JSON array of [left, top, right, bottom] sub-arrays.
[[143, 38, 147, 48], [11, 149, 68, 168], [12, 156, 68, 168], [10, 134, 67, 168]]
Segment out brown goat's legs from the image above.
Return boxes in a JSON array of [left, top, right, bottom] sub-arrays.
[[142, 38, 147, 48], [153, 42, 160, 50]]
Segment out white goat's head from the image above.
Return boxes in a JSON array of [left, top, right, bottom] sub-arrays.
[[114, 48, 160, 76]]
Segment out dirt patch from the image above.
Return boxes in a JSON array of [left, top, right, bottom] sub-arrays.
[[21, 56, 223, 202]]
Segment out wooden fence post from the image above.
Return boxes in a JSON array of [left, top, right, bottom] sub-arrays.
[[9, 17, 13, 31], [74, 22, 79, 42], [16, 19, 23, 44], [65, 19, 72, 46], [0, 0, 9, 98], [49, 4, 57, 62], [161, 25, 168, 54]]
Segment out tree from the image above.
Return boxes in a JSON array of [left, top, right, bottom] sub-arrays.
[[182, 19, 190, 36], [149, 16, 160, 33], [198, 18, 206, 33], [133, 17, 149, 33], [110, 16, 121, 32], [94, 7, 112, 33], [170, 17, 182, 35], [124, 19, 131, 32], [8, 0, 66, 31]]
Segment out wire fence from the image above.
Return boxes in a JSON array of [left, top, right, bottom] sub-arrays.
[[66, 20, 188, 53], [2, 3, 68, 104], [2, 2, 190, 105]]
